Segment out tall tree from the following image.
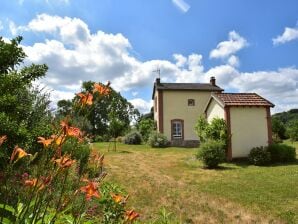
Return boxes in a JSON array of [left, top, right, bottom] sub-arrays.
[[57, 81, 140, 138], [0, 36, 52, 160]]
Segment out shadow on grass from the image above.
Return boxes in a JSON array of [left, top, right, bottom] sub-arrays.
[[229, 158, 298, 168], [118, 150, 132, 154]]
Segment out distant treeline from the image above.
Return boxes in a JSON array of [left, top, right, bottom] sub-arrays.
[[272, 109, 298, 142]]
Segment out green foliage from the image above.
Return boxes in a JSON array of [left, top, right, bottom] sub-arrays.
[[108, 111, 126, 139], [272, 109, 298, 126], [93, 135, 104, 142], [195, 116, 228, 148], [248, 146, 271, 166], [124, 131, 142, 145], [267, 144, 296, 163], [196, 140, 226, 168], [0, 36, 25, 74], [0, 36, 52, 166], [148, 132, 169, 148], [56, 99, 72, 117], [99, 182, 127, 224], [76, 81, 140, 138], [272, 117, 287, 140], [136, 117, 155, 142], [61, 138, 91, 174], [287, 120, 298, 142], [195, 115, 209, 142]]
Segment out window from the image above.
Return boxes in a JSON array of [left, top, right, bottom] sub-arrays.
[[154, 97, 157, 112], [171, 119, 183, 139], [188, 99, 195, 106]]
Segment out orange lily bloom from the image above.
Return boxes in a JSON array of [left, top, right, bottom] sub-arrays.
[[53, 155, 76, 169], [0, 135, 7, 146], [51, 134, 66, 146], [77, 92, 93, 106], [125, 209, 140, 221], [37, 137, 54, 148], [93, 83, 111, 95], [80, 181, 100, 201], [10, 146, 31, 162], [67, 126, 82, 138], [24, 177, 50, 191], [111, 193, 129, 204]]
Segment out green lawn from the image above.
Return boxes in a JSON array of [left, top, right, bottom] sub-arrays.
[[93, 142, 298, 224]]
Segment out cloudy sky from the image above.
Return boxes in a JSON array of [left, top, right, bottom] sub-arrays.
[[0, 0, 298, 114]]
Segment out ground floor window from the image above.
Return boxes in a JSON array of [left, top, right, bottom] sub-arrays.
[[171, 119, 184, 139]]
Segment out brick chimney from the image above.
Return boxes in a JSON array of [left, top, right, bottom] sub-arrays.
[[210, 76, 216, 86], [156, 78, 160, 85]]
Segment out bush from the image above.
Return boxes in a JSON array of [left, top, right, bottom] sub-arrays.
[[248, 146, 271, 166], [147, 131, 169, 148], [93, 135, 103, 142], [195, 116, 228, 147], [268, 143, 296, 163], [124, 131, 142, 145], [196, 140, 226, 168]]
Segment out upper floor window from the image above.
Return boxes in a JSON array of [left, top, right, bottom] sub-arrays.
[[188, 99, 195, 106]]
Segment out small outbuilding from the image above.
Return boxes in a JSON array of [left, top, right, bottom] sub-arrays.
[[205, 93, 275, 160]]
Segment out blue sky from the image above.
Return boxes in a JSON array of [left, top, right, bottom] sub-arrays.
[[0, 0, 298, 113]]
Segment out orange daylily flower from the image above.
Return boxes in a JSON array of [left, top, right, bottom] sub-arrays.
[[24, 176, 51, 191], [0, 135, 7, 146], [125, 209, 140, 221], [37, 137, 54, 148], [59, 119, 83, 140], [51, 134, 66, 146], [80, 181, 100, 201], [77, 92, 93, 106], [111, 193, 129, 204], [10, 146, 31, 163], [67, 126, 82, 138], [93, 82, 111, 95], [53, 155, 76, 169]]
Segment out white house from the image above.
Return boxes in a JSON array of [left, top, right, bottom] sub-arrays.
[[153, 77, 274, 160]]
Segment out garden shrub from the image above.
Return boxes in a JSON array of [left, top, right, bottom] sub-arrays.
[[195, 116, 228, 147], [196, 140, 226, 168], [147, 131, 169, 148], [93, 135, 103, 142], [124, 131, 142, 145], [248, 146, 271, 166], [267, 143, 296, 163], [116, 136, 124, 143]]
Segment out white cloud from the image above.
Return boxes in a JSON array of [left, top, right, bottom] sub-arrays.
[[129, 98, 153, 114], [173, 54, 187, 67], [227, 55, 239, 67], [210, 31, 248, 59], [172, 0, 190, 13], [132, 91, 138, 97], [9, 21, 19, 36], [0, 20, 3, 31], [273, 26, 298, 45], [9, 14, 298, 113]]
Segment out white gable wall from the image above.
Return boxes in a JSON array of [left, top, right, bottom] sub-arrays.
[[206, 99, 225, 123], [230, 107, 268, 158]]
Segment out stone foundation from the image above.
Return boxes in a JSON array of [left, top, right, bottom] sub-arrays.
[[170, 139, 199, 148]]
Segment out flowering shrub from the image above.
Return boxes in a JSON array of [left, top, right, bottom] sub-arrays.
[[0, 82, 139, 223], [147, 131, 169, 148]]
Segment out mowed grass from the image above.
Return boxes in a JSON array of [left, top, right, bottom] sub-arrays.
[[93, 142, 298, 224]]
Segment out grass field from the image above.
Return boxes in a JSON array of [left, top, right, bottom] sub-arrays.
[[93, 142, 298, 224]]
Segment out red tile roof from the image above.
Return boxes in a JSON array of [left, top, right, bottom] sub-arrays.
[[213, 93, 274, 107]]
